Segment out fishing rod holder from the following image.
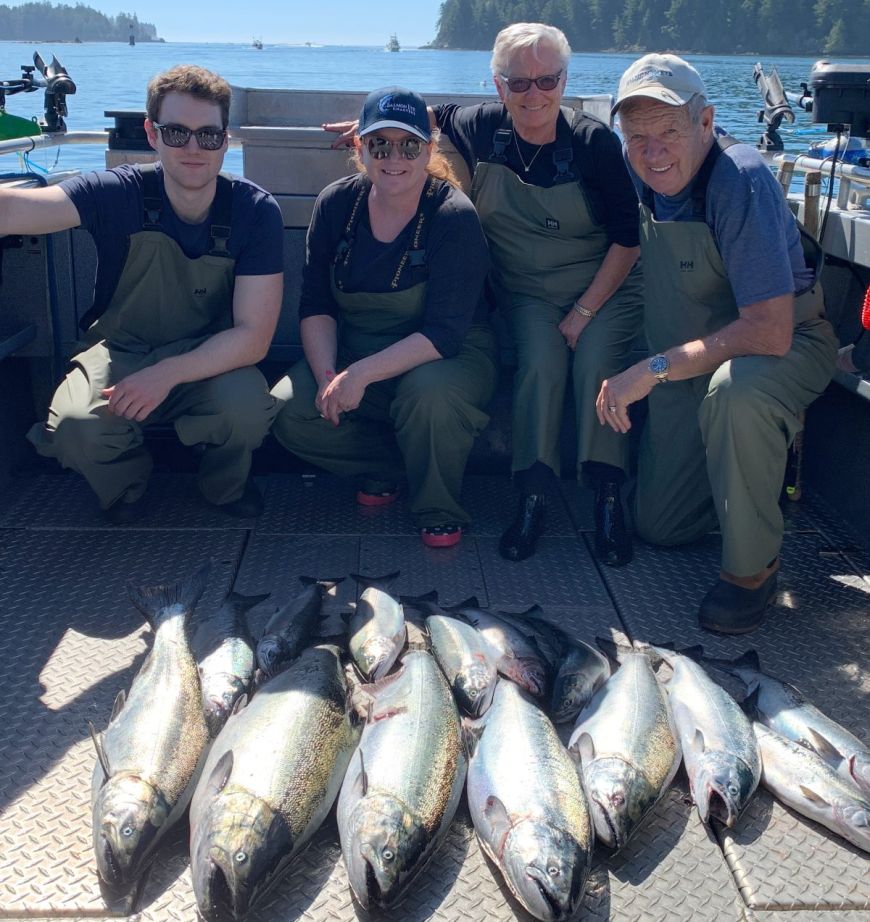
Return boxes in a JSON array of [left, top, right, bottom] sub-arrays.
[[33, 52, 76, 134], [754, 63, 794, 152]]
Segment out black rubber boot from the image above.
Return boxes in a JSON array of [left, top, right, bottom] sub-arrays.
[[698, 570, 778, 634], [499, 494, 546, 562], [594, 480, 633, 567]]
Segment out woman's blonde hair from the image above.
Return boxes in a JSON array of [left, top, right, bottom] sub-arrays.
[[351, 129, 461, 188], [490, 22, 571, 77]]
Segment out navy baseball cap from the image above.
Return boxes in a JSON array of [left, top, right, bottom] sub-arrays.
[[359, 86, 431, 142]]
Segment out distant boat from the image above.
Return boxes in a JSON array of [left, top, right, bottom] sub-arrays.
[[252, 37, 263, 50], [386, 33, 400, 52]]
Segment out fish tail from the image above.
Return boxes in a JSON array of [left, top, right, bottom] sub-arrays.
[[703, 649, 761, 673], [350, 570, 401, 590], [127, 559, 211, 628]]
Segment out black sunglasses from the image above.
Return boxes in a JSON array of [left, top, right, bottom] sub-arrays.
[[152, 122, 227, 151], [365, 135, 425, 161], [500, 71, 563, 93]]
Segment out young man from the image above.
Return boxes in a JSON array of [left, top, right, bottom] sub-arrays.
[[3, 65, 284, 521], [600, 54, 837, 634]]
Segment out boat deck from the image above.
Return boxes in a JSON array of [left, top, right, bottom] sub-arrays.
[[0, 469, 867, 922]]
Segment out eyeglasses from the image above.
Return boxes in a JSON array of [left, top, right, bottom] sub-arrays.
[[499, 71, 563, 93], [365, 135, 425, 161], [152, 122, 227, 151]]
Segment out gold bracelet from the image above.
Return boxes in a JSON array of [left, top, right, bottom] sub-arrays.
[[572, 301, 595, 319]]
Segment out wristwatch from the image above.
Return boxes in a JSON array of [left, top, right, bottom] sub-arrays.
[[648, 353, 670, 383]]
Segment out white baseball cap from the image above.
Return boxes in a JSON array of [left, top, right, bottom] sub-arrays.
[[612, 53, 706, 115]]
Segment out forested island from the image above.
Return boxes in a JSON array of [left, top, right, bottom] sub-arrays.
[[0, 2, 160, 42], [432, 0, 867, 56]]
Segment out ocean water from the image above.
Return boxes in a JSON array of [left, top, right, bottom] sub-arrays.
[[0, 41, 861, 175]]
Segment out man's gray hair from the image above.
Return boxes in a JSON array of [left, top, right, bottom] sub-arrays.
[[490, 22, 571, 76]]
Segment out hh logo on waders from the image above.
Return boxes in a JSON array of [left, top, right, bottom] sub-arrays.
[[680, 260, 694, 271], [546, 218, 560, 230], [194, 287, 207, 295]]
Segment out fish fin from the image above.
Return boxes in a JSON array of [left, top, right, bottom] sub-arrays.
[[691, 728, 706, 753], [110, 689, 126, 721], [446, 596, 480, 611], [350, 570, 401, 591], [742, 686, 761, 719], [404, 616, 428, 651], [127, 559, 211, 627], [483, 795, 513, 844], [88, 721, 111, 779], [569, 730, 595, 763], [805, 728, 845, 763], [704, 648, 761, 674], [595, 635, 632, 663], [339, 606, 355, 624], [231, 693, 248, 716], [798, 784, 832, 807], [461, 717, 486, 758], [226, 590, 270, 612], [679, 644, 705, 661], [203, 750, 234, 800], [347, 749, 369, 799]]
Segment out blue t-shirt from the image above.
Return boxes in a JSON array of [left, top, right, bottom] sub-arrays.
[[626, 134, 813, 307], [60, 164, 284, 315]]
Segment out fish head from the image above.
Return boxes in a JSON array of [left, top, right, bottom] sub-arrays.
[[693, 752, 758, 827], [502, 819, 590, 921], [191, 789, 293, 922], [255, 635, 287, 677], [583, 757, 656, 851], [454, 664, 497, 717], [93, 774, 171, 890], [830, 795, 870, 852], [201, 675, 247, 737], [504, 657, 547, 698], [360, 637, 399, 681], [550, 671, 598, 724], [345, 793, 427, 908]]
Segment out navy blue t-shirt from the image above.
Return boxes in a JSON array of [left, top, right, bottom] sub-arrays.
[[434, 102, 640, 249], [60, 164, 284, 315], [301, 173, 490, 359], [626, 134, 813, 307]]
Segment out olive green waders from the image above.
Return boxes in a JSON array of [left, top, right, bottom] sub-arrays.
[[469, 146, 643, 482], [27, 192, 278, 510], [635, 201, 837, 576], [272, 277, 497, 528]]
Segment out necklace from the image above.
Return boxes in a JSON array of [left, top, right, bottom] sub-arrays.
[[514, 132, 545, 173]]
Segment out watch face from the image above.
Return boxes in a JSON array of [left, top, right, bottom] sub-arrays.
[[649, 355, 669, 376]]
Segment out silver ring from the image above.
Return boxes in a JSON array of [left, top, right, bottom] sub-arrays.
[[608, 405, 617, 412]]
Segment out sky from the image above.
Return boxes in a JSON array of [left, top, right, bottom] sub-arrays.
[[9, 0, 447, 46]]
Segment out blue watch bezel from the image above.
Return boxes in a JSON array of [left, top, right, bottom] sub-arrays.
[[649, 354, 670, 380]]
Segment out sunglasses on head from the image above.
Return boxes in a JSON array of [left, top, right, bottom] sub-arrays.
[[365, 135, 425, 160], [500, 71, 563, 93], [152, 122, 227, 151]]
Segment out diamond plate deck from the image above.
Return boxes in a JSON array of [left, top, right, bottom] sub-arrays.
[[0, 473, 867, 922]]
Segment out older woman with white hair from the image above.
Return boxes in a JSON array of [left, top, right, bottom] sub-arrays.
[[431, 22, 643, 566]]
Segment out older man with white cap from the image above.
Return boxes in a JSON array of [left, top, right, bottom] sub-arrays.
[[597, 53, 837, 634]]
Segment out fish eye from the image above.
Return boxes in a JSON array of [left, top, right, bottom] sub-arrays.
[[235, 850, 247, 863], [121, 826, 134, 837], [728, 784, 739, 796], [469, 689, 479, 698], [382, 848, 394, 861], [548, 866, 560, 877], [611, 793, 625, 807]]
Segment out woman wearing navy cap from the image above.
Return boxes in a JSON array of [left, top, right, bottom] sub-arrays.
[[271, 86, 497, 547]]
